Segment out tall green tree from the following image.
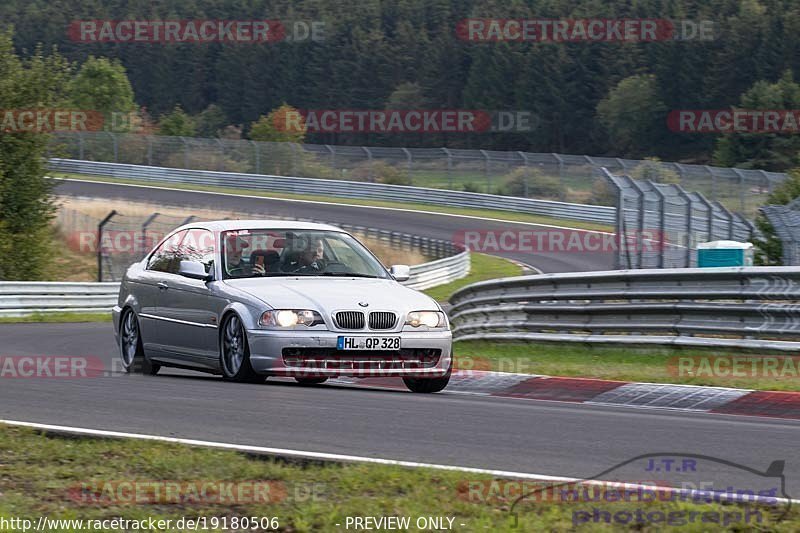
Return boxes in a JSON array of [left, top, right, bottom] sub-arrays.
[[0, 30, 71, 279], [713, 70, 800, 171], [596, 74, 666, 158], [158, 105, 196, 137], [68, 56, 136, 129], [249, 104, 306, 144]]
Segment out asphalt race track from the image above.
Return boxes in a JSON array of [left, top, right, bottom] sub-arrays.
[[2, 322, 800, 496], [4, 180, 798, 498], [54, 179, 615, 273]]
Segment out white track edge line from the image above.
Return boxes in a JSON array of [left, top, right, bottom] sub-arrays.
[[0, 418, 578, 481], [3, 419, 796, 505]]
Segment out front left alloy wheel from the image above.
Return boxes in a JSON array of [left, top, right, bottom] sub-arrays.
[[120, 309, 160, 375], [220, 314, 265, 383]]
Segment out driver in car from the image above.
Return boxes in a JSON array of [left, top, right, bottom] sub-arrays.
[[283, 237, 326, 274], [225, 235, 266, 277]]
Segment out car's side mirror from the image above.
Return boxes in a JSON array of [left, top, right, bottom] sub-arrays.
[[389, 264, 410, 282], [179, 260, 212, 281]]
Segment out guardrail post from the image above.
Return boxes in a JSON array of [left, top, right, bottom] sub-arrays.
[[733, 168, 746, 213], [650, 181, 667, 268], [442, 148, 453, 189], [140, 212, 160, 259], [326, 144, 335, 173], [363, 147, 374, 182], [705, 166, 716, 201], [216, 138, 225, 171], [480, 149, 490, 193], [290, 143, 299, 175], [97, 210, 118, 282], [401, 147, 412, 184], [677, 189, 693, 267], [108, 132, 118, 162], [552, 153, 565, 200], [179, 136, 189, 168], [251, 140, 261, 174], [518, 151, 530, 197]]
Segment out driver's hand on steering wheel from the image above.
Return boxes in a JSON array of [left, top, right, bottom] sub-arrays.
[[308, 258, 326, 271]]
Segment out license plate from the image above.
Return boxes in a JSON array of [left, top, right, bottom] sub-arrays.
[[337, 336, 401, 351]]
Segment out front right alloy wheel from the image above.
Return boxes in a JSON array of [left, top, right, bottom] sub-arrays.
[[220, 314, 265, 383]]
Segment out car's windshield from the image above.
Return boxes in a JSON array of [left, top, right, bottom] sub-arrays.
[[221, 229, 390, 280]]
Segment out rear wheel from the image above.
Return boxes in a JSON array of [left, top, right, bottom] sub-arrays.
[[220, 314, 265, 383], [403, 366, 451, 393], [120, 309, 160, 375], [295, 376, 328, 385]]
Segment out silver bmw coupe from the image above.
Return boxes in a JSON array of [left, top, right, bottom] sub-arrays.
[[113, 220, 453, 392]]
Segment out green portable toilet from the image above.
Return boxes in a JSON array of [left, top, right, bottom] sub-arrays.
[[696, 240, 754, 267]]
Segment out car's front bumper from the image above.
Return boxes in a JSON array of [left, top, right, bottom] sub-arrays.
[[111, 305, 122, 346], [247, 328, 452, 378]]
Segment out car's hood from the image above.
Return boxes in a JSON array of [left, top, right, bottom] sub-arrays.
[[223, 277, 439, 313]]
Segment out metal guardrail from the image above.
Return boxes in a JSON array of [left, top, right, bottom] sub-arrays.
[[49, 132, 785, 216], [0, 252, 470, 317], [48, 159, 616, 225], [404, 250, 470, 291], [0, 282, 121, 316], [449, 267, 800, 351]]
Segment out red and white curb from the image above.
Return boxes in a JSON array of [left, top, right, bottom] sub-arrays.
[[326, 371, 800, 421]]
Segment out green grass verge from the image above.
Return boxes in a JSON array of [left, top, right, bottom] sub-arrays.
[[0, 312, 111, 324], [455, 340, 800, 392], [50, 173, 613, 233], [1, 425, 796, 532], [424, 253, 523, 302]]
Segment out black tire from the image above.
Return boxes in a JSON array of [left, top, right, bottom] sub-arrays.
[[220, 314, 265, 383], [403, 367, 451, 393], [119, 309, 160, 375], [295, 376, 329, 385]]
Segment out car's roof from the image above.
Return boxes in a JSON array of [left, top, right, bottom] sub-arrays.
[[174, 219, 345, 233]]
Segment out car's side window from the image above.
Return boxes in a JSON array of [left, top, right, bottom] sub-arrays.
[[181, 229, 216, 274], [147, 230, 188, 274]]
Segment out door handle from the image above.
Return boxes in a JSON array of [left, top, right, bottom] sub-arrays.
[[157, 282, 169, 291]]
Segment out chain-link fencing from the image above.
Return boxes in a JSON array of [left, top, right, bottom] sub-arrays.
[[760, 199, 800, 265], [48, 132, 786, 217], [55, 207, 466, 282], [602, 168, 755, 269]]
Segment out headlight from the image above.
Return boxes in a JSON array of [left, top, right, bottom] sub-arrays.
[[260, 310, 324, 327], [405, 311, 446, 328]]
